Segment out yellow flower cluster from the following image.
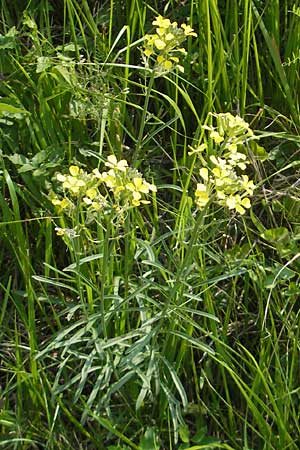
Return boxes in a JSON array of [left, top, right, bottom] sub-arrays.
[[51, 155, 157, 215], [93, 155, 157, 207], [193, 113, 256, 215], [51, 165, 106, 212], [143, 15, 197, 73]]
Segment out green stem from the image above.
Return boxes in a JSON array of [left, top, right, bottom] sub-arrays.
[[100, 213, 113, 340], [133, 72, 155, 168]]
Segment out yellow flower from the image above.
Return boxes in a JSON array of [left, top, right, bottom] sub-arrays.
[[85, 188, 97, 199], [143, 16, 197, 75], [216, 189, 226, 200], [126, 177, 150, 194], [152, 15, 171, 29], [181, 23, 197, 37], [143, 180, 157, 192], [69, 165, 80, 177], [199, 167, 209, 181], [210, 155, 223, 166], [105, 155, 128, 172], [51, 197, 70, 209], [56, 166, 86, 195], [132, 191, 142, 206], [195, 183, 209, 208], [101, 170, 117, 188], [157, 55, 173, 71], [126, 177, 154, 206], [83, 197, 102, 210], [51, 197, 62, 206], [210, 130, 224, 144], [227, 143, 237, 152], [55, 227, 66, 236], [226, 195, 251, 215], [144, 47, 153, 57], [154, 38, 166, 50], [163, 60, 173, 70], [62, 176, 86, 194], [57, 173, 66, 182], [165, 32, 175, 41], [241, 175, 255, 195], [92, 168, 102, 178], [113, 185, 125, 197], [212, 166, 233, 187], [228, 152, 248, 170]]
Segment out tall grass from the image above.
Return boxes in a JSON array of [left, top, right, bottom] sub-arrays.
[[1, 1, 300, 449]]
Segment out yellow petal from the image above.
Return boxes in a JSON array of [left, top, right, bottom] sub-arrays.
[[93, 168, 102, 178], [241, 197, 251, 209], [152, 16, 171, 28], [69, 165, 80, 176], [57, 173, 66, 182], [199, 167, 208, 181], [154, 39, 166, 50], [144, 48, 153, 57], [106, 154, 117, 166], [226, 196, 236, 210], [51, 198, 61, 206], [86, 188, 97, 199], [163, 60, 173, 70], [165, 32, 174, 41]]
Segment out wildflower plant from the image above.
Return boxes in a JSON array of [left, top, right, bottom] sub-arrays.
[[191, 113, 258, 215], [143, 15, 197, 74], [50, 155, 157, 235], [135, 14, 197, 166]]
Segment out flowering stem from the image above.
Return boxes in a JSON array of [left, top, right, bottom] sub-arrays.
[[133, 71, 155, 168], [163, 208, 206, 320], [68, 201, 88, 317], [100, 212, 113, 340]]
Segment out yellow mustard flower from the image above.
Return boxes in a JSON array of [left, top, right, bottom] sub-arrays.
[[154, 38, 166, 50], [181, 23, 197, 37], [85, 188, 97, 199], [51, 197, 70, 209], [101, 170, 117, 188], [69, 165, 81, 177], [194, 113, 259, 216], [195, 183, 209, 209], [105, 155, 128, 172], [143, 15, 196, 73], [143, 180, 157, 193], [210, 130, 224, 144], [92, 168, 102, 179], [126, 177, 155, 206], [144, 47, 154, 57], [226, 195, 251, 215], [199, 167, 209, 181], [227, 150, 248, 170], [126, 177, 150, 194], [62, 176, 86, 194], [165, 32, 175, 41], [82, 196, 102, 210], [241, 175, 255, 195], [152, 15, 171, 29], [55, 227, 66, 236]]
